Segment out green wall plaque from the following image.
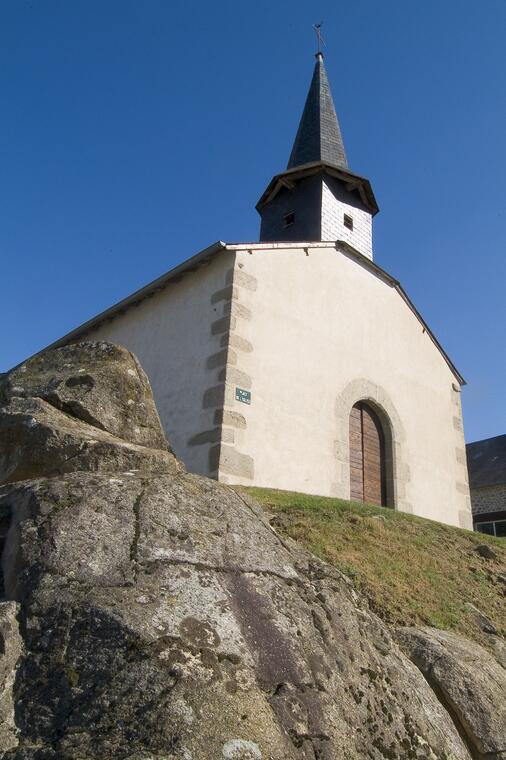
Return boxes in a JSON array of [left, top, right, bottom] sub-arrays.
[[235, 387, 251, 404]]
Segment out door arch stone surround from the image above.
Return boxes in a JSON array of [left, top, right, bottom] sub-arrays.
[[333, 378, 412, 513]]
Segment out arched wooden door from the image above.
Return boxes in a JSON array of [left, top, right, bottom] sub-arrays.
[[349, 402, 387, 506]]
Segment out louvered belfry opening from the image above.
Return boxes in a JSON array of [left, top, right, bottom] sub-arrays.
[[349, 402, 387, 507]]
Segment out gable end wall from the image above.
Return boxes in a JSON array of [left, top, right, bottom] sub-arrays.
[[222, 244, 470, 529]]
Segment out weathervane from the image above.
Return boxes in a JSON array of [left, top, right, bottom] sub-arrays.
[[313, 22, 326, 54]]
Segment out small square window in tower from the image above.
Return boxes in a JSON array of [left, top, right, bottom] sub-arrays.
[[344, 213, 353, 231], [283, 211, 295, 228]]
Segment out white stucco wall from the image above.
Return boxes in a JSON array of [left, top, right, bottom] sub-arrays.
[[80, 250, 235, 476], [61, 239, 470, 529], [219, 243, 471, 529]]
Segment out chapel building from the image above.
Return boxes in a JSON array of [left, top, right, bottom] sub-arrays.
[[42, 52, 472, 528]]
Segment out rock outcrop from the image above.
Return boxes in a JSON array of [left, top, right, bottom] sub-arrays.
[[397, 627, 506, 759], [0, 343, 177, 486], [0, 342, 169, 451], [0, 341, 504, 759]]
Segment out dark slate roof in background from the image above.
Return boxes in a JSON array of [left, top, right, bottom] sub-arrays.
[[466, 434, 506, 488], [287, 53, 348, 171]]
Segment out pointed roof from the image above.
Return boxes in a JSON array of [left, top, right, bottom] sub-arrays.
[[287, 52, 348, 170]]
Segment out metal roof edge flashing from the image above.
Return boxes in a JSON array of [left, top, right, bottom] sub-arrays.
[[11, 240, 227, 371], [333, 240, 465, 386]]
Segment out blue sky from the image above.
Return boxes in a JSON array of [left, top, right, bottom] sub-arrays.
[[1, 0, 505, 442]]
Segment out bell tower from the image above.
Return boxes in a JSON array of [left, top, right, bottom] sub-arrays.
[[256, 51, 378, 260]]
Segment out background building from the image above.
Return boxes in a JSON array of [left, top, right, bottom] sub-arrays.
[[467, 435, 506, 537]]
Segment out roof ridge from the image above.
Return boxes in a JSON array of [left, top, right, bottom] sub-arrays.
[[467, 434, 506, 447]]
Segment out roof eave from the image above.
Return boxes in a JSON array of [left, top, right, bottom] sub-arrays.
[[14, 238, 465, 388], [334, 240, 466, 386], [256, 161, 379, 215], [12, 240, 227, 371]]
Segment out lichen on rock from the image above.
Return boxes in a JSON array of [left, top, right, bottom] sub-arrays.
[[0, 342, 170, 451], [397, 626, 506, 758], [0, 341, 503, 759]]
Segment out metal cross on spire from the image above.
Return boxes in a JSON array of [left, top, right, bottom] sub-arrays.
[[313, 22, 326, 54]]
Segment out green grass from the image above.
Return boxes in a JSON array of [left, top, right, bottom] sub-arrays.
[[240, 487, 506, 646]]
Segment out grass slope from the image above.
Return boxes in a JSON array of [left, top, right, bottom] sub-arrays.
[[241, 487, 506, 647]]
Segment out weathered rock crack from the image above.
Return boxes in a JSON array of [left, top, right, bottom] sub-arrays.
[[0, 342, 504, 760]]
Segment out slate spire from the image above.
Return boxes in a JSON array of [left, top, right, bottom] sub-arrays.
[[287, 52, 348, 171]]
